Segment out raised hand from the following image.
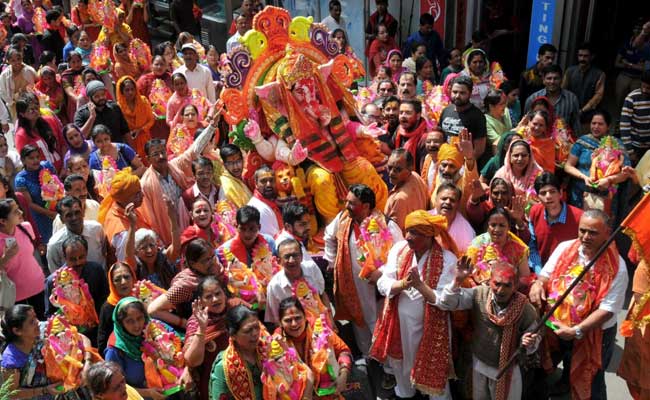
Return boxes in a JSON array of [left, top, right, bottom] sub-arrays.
[[191, 299, 208, 331], [88, 102, 96, 120], [125, 202, 137, 227], [454, 255, 472, 285], [469, 178, 485, 203], [162, 195, 176, 221], [456, 128, 474, 160], [505, 194, 526, 224]]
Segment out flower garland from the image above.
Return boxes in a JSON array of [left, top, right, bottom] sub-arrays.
[[547, 264, 596, 327]]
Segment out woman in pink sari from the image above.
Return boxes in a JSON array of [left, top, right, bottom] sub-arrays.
[[166, 72, 191, 128]]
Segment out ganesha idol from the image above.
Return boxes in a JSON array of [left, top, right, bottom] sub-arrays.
[[218, 6, 388, 224]]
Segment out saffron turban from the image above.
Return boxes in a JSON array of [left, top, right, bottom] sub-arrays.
[[404, 210, 460, 256], [98, 168, 141, 223], [438, 143, 464, 169], [110, 168, 141, 204]]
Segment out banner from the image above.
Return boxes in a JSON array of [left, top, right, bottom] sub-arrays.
[[421, 0, 446, 41], [526, 0, 556, 68]]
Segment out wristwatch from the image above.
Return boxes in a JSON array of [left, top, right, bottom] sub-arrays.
[[574, 326, 584, 340]]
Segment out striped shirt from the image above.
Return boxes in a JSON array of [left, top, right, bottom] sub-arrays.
[[620, 89, 650, 154], [524, 88, 581, 134]]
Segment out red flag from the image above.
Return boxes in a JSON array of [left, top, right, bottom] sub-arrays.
[[622, 193, 650, 264]]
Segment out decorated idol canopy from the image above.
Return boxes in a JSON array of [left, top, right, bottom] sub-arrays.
[[218, 6, 388, 224]]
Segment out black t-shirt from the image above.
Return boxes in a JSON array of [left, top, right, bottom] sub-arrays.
[[74, 101, 130, 143], [439, 103, 489, 167]]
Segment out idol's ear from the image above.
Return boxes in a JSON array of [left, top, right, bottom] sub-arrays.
[[254, 81, 282, 101]]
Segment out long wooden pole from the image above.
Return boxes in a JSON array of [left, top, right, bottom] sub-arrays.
[[495, 224, 623, 379]]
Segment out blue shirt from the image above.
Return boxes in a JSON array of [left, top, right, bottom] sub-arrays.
[[105, 346, 146, 388], [14, 161, 56, 242], [528, 202, 568, 273], [62, 41, 75, 62], [88, 143, 137, 171]]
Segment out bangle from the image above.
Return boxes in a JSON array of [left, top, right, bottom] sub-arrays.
[[195, 332, 205, 338]]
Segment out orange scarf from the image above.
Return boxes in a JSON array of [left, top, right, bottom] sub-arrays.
[[223, 325, 270, 400], [223, 341, 258, 400], [486, 290, 528, 400], [420, 153, 436, 194], [106, 263, 135, 306], [546, 240, 619, 400], [370, 242, 451, 395], [529, 135, 556, 173], [116, 75, 154, 159], [333, 211, 366, 327]]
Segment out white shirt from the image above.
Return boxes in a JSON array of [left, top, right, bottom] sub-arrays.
[[52, 199, 100, 235], [226, 31, 243, 53], [247, 195, 280, 237], [540, 239, 628, 329], [321, 15, 346, 34], [189, 183, 225, 210], [173, 63, 216, 103], [46, 220, 107, 273], [265, 261, 325, 324]]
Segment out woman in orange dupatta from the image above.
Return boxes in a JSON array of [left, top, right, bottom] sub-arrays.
[[518, 109, 556, 173], [275, 297, 350, 399], [97, 262, 136, 354], [116, 75, 154, 162], [113, 42, 144, 82]]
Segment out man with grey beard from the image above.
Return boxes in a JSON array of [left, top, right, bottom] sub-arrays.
[[429, 128, 478, 217]]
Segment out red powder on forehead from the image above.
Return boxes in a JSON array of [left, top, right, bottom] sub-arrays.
[[491, 263, 517, 283]]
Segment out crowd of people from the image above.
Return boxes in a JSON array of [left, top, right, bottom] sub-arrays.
[[0, 0, 650, 399]]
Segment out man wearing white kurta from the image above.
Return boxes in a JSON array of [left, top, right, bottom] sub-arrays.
[[430, 183, 475, 253], [372, 210, 458, 399], [324, 184, 403, 355]]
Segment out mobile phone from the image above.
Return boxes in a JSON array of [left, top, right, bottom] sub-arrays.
[[4, 237, 16, 247]]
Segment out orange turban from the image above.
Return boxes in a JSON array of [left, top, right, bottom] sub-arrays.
[[110, 168, 141, 204], [404, 210, 460, 256], [438, 143, 464, 169], [98, 168, 141, 223]]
